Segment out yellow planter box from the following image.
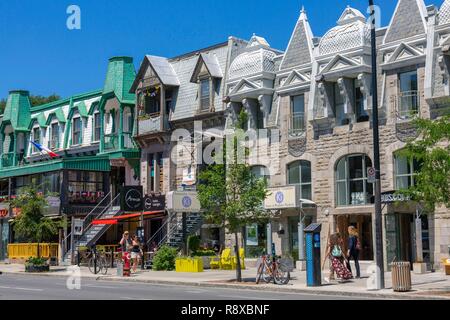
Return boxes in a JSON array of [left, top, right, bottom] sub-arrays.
[[175, 258, 204, 272], [8, 243, 59, 260]]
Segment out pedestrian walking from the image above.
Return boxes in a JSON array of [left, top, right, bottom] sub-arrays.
[[131, 235, 142, 273], [324, 233, 352, 283], [347, 226, 361, 278]]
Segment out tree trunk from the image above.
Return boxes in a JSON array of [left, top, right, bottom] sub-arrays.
[[234, 232, 242, 282]]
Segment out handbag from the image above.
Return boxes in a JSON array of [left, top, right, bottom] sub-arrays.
[[332, 245, 342, 257]]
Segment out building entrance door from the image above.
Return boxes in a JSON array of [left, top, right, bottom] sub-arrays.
[[336, 214, 373, 260], [111, 167, 126, 200]]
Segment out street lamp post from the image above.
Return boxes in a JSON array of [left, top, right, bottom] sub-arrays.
[[369, 0, 385, 289]]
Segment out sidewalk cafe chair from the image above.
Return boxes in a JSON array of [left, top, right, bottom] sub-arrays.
[[232, 248, 245, 270], [210, 249, 225, 269], [220, 248, 234, 270]]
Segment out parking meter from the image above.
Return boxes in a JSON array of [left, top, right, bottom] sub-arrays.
[[304, 223, 321, 287]]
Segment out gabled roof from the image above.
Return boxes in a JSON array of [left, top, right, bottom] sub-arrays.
[[384, 0, 427, 44], [280, 7, 314, 70], [2, 90, 31, 131], [30, 113, 48, 128], [45, 108, 67, 125], [69, 101, 89, 118], [189, 53, 223, 83], [130, 55, 180, 92], [103, 56, 136, 104]]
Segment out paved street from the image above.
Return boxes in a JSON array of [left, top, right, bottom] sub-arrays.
[[0, 274, 373, 300]]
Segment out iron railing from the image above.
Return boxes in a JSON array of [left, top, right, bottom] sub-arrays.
[[289, 112, 306, 136], [396, 90, 420, 120], [104, 133, 118, 151]]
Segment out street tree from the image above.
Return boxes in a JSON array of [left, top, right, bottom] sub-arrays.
[[197, 111, 270, 282], [401, 115, 450, 211], [11, 187, 61, 257]]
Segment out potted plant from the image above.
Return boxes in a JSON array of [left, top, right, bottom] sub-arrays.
[[25, 257, 50, 273]]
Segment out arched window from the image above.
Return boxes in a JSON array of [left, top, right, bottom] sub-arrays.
[[251, 165, 270, 182], [394, 152, 421, 190], [287, 160, 312, 200], [336, 154, 373, 206]]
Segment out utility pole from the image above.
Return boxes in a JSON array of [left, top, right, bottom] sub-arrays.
[[369, 0, 385, 289]]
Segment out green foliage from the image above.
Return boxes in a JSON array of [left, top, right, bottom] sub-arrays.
[[0, 94, 60, 115], [152, 245, 178, 271], [25, 257, 47, 266], [191, 249, 216, 257], [402, 115, 450, 210], [29, 94, 61, 107], [187, 235, 201, 254], [11, 186, 61, 244]]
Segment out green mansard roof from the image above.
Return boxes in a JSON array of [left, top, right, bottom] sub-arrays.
[[103, 56, 136, 104], [3, 90, 32, 131]]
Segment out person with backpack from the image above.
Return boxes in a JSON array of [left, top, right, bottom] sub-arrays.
[[347, 226, 361, 279], [324, 233, 352, 283]]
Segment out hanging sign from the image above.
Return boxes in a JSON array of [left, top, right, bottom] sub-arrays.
[[121, 186, 144, 212], [144, 194, 165, 211]]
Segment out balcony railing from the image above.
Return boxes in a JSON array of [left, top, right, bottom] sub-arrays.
[[1, 152, 14, 167], [138, 113, 169, 136], [289, 112, 306, 137], [49, 139, 60, 150], [396, 90, 420, 120], [104, 133, 118, 151]]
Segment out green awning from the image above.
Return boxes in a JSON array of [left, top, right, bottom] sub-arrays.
[[0, 156, 111, 179]]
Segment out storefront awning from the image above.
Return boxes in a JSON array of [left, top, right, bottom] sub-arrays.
[[92, 210, 164, 225]]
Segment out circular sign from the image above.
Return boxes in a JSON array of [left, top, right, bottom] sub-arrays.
[[368, 167, 375, 176], [275, 192, 284, 204], [182, 196, 192, 208], [125, 188, 142, 210]]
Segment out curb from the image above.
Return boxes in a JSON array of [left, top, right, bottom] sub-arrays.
[[2, 270, 448, 300]]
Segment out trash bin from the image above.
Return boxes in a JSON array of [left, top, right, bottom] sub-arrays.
[[391, 262, 412, 292]]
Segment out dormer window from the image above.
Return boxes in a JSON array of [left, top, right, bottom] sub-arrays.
[[72, 117, 82, 146], [50, 123, 60, 150], [200, 78, 211, 111], [32, 127, 40, 153]]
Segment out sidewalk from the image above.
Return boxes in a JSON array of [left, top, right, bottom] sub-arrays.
[[1, 262, 449, 300]]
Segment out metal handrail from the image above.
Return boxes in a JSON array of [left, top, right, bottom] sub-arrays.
[[62, 191, 113, 254], [289, 112, 306, 136], [396, 90, 420, 120]]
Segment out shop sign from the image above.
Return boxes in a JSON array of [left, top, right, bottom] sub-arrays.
[[144, 194, 165, 211], [264, 186, 299, 210], [381, 191, 411, 204], [246, 224, 258, 246], [121, 186, 143, 212], [0, 209, 8, 218], [73, 219, 84, 236], [46, 196, 61, 207], [166, 191, 201, 213]]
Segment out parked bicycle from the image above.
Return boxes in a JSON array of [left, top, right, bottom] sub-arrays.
[[88, 246, 109, 275], [255, 255, 290, 285]]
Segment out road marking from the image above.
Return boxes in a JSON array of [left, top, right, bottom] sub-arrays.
[[0, 285, 43, 292], [185, 290, 207, 294], [84, 284, 119, 289]]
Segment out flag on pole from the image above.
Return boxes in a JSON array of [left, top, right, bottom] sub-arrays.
[[30, 141, 58, 158]]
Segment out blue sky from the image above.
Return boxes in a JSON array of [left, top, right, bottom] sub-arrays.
[[0, 0, 443, 101]]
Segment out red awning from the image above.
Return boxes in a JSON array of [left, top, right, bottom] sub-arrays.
[[92, 210, 164, 225]]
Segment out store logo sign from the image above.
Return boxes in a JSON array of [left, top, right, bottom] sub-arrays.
[[121, 186, 143, 211], [275, 192, 284, 204], [182, 196, 192, 208]]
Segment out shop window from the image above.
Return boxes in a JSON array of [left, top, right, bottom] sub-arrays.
[[68, 171, 105, 204], [394, 153, 421, 190], [336, 154, 374, 206], [287, 160, 312, 200]]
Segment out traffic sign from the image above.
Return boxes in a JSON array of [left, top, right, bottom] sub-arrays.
[[367, 167, 376, 184]]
